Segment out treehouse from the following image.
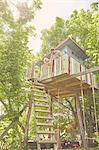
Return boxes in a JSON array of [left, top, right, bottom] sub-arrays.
[[36, 37, 98, 98], [27, 37, 99, 149]]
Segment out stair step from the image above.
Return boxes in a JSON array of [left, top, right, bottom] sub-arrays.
[[34, 86, 45, 90], [34, 104, 49, 107], [33, 82, 44, 86], [34, 99, 48, 103], [37, 131, 55, 134], [36, 116, 53, 120], [33, 89, 46, 93], [38, 140, 57, 144], [36, 123, 53, 127], [34, 94, 47, 97], [35, 109, 50, 113]]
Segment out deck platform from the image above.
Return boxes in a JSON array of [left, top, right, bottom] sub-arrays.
[[41, 72, 97, 98]]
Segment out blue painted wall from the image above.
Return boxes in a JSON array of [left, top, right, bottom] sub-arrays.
[[61, 45, 83, 64]]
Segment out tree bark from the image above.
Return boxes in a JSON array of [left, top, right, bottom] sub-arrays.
[[75, 94, 87, 148]]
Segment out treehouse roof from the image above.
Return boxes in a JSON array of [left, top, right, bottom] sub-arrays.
[[55, 37, 88, 60], [36, 37, 88, 66]]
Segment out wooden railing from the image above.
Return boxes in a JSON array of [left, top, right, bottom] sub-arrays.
[[26, 57, 99, 89], [40, 53, 99, 89]]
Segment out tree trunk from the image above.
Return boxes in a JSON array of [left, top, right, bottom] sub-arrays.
[[75, 94, 87, 148]]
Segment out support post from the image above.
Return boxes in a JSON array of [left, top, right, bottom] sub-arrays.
[[48, 96, 53, 139], [59, 55, 62, 74], [57, 89, 61, 149], [50, 96, 58, 150], [75, 94, 87, 148]]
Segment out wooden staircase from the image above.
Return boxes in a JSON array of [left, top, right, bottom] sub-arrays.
[[32, 81, 57, 150]]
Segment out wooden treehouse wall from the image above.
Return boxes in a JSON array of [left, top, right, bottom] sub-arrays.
[[40, 45, 98, 89]]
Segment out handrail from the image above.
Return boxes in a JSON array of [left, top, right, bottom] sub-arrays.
[[41, 66, 99, 84]]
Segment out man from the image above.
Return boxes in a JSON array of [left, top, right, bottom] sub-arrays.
[[43, 49, 55, 76]]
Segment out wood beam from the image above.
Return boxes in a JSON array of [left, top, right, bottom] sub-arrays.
[[45, 80, 85, 92], [47, 84, 90, 97]]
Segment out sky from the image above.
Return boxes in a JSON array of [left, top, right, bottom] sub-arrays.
[[9, 0, 97, 53]]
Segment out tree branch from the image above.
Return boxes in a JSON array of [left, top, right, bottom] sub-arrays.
[[18, 121, 25, 134], [0, 99, 8, 111], [0, 114, 7, 121], [66, 99, 77, 119], [0, 104, 27, 140]]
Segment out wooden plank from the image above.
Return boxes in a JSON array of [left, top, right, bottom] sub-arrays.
[[57, 93, 76, 98], [46, 76, 77, 88], [54, 91, 77, 97], [62, 54, 66, 74], [47, 82, 90, 97], [36, 123, 53, 126], [42, 72, 69, 84], [51, 85, 90, 97], [34, 99, 48, 103], [46, 80, 90, 94], [34, 104, 49, 107], [33, 86, 45, 90], [33, 82, 44, 86], [33, 89, 45, 93], [41, 66, 99, 86], [47, 80, 82, 92], [54, 86, 91, 98], [36, 116, 53, 119], [35, 110, 50, 113], [69, 86, 90, 92], [45, 77, 78, 88], [44, 75, 79, 88], [33, 94, 47, 97], [59, 55, 62, 74], [56, 57, 60, 76], [37, 131, 55, 134], [38, 140, 57, 144]]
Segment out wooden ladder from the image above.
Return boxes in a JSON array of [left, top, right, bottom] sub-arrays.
[[32, 81, 57, 150]]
